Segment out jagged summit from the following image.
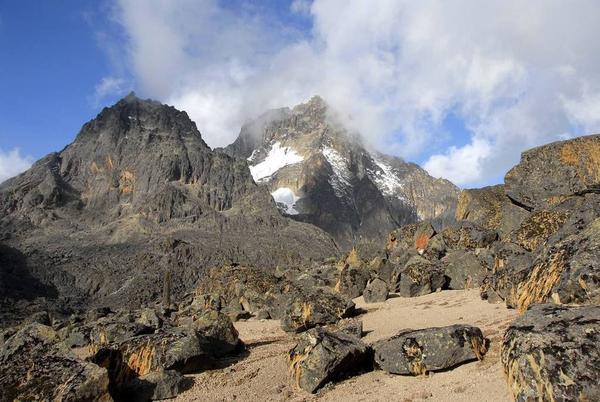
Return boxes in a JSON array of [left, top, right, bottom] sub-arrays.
[[224, 96, 459, 248], [0, 96, 337, 322]]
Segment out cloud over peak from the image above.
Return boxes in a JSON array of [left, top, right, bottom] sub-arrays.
[[110, 0, 600, 187]]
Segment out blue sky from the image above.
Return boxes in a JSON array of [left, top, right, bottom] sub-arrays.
[[1, 1, 600, 187]]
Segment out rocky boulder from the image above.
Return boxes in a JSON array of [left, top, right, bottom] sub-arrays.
[[455, 184, 529, 237], [363, 277, 389, 303], [442, 250, 487, 290], [0, 323, 111, 402], [281, 287, 355, 333], [502, 304, 600, 401], [396, 255, 447, 297], [373, 325, 487, 375], [335, 263, 369, 299], [288, 327, 371, 393], [505, 134, 600, 210]]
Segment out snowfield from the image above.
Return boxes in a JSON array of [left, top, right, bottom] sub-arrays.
[[322, 146, 352, 198], [249, 142, 303, 182]]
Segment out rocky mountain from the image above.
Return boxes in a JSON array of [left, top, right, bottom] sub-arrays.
[[223, 96, 459, 249], [0, 93, 337, 325]]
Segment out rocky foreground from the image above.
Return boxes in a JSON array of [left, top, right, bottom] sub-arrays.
[[2, 103, 600, 401]]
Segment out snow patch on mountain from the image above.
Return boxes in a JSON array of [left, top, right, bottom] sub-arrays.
[[369, 157, 407, 197], [271, 187, 301, 215], [249, 142, 304, 182], [322, 146, 352, 198]]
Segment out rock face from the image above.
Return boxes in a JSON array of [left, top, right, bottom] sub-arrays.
[[288, 327, 371, 393], [372, 325, 487, 375], [0, 94, 338, 324], [502, 304, 600, 402], [223, 96, 459, 249], [0, 323, 112, 402]]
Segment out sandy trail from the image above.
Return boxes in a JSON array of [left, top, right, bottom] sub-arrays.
[[174, 289, 517, 402]]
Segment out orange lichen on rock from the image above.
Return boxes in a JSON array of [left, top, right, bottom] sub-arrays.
[[516, 249, 567, 312], [119, 170, 135, 194], [415, 233, 430, 252]]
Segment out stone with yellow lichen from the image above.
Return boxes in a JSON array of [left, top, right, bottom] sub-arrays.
[[502, 304, 600, 401]]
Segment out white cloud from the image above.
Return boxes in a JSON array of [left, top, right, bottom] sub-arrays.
[[0, 148, 33, 184], [93, 76, 127, 105], [112, 0, 600, 186]]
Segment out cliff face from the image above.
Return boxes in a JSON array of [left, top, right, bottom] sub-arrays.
[[223, 96, 459, 249], [0, 94, 337, 323]]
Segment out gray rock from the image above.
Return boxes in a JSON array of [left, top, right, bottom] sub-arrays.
[[122, 369, 184, 401], [336, 264, 369, 299], [442, 250, 486, 290], [397, 255, 447, 297], [288, 327, 371, 393], [505, 134, 600, 209], [363, 277, 389, 303], [373, 325, 487, 375], [281, 287, 355, 333], [502, 304, 600, 401], [0, 323, 111, 402]]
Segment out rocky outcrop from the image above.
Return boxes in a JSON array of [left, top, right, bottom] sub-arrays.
[[505, 134, 600, 209], [502, 304, 600, 401], [0, 94, 338, 324], [0, 323, 112, 402], [223, 96, 459, 249], [363, 277, 389, 303], [288, 327, 371, 393], [372, 325, 487, 375]]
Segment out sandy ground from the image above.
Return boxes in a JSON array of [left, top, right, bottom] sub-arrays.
[[174, 289, 518, 402]]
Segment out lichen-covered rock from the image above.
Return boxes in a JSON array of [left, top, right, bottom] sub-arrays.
[[186, 310, 240, 357], [397, 255, 446, 297], [442, 250, 487, 290], [120, 369, 184, 401], [288, 327, 371, 393], [515, 217, 600, 311], [373, 325, 487, 375], [413, 222, 436, 254], [479, 242, 533, 306], [335, 264, 369, 299], [455, 184, 529, 237], [281, 287, 355, 333], [443, 221, 498, 250], [0, 323, 112, 402], [502, 304, 600, 402], [363, 277, 389, 303], [507, 209, 568, 252], [505, 134, 600, 209], [89, 312, 155, 346]]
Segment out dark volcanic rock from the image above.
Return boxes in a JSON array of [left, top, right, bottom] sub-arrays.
[[455, 184, 529, 237], [505, 134, 600, 209], [397, 255, 446, 297], [121, 369, 184, 402], [502, 304, 600, 401], [515, 217, 600, 311], [335, 264, 369, 299], [442, 250, 487, 290], [0, 323, 111, 402], [288, 327, 371, 393], [363, 277, 389, 303], [373, 325, 487, 375], [281, 287, 355, 333], [0, 94, 338, 321]]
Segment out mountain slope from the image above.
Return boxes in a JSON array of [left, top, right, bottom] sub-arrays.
[[0, 94, 337, 324], [223, 96, 459, 248]]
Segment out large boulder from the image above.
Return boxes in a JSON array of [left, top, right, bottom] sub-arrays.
[[455, 184, 529, 237], [120, 369, 184, 402], [479, 242, 533, 306], [502, 304, 600, 401], [507, 209, 568, 252], [363, 277, 389, 303], [373, 325, 487, 375], [0, 323, 112, 402], [505, 134, 600, 210], [515, 217, 600, 311], [288, 327, 371, 393], [442, 250, 487, 290], [397, 255, 446, 297], [442, 221, 498, 250], [281, 287, 355, 333], [335, 264, 369, 299]]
